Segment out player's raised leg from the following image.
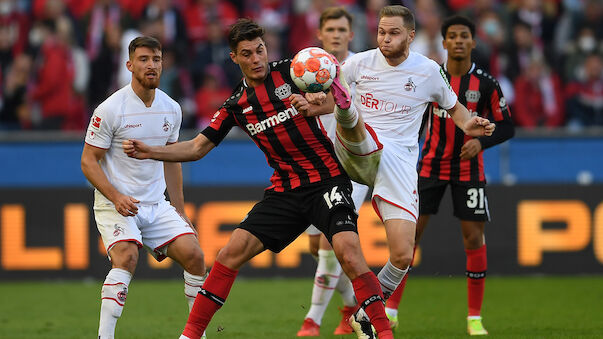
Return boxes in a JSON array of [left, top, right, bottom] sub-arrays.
[[180, 229, 264, 339], [461, 220, 488, 335], [98, 241, 138, 339]]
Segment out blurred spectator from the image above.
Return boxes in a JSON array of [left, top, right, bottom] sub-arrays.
[[183, 0, 238, 45], [243, 0, 290, 56], [0, 53, 31, 129], [473, 11, 515, 105], [565, 53, 603, 129], [29, 19, 82, 130], [563, 27, 601, 81], [513, 55, 565, 129], [141, 0, 188, 61], [288, 0, 336, 55], [411, 0, 446, 64], [194, 64, 231, 129], [506, 20, 541, 81], [0, 0, 29, 72], [509, 0, 558, 67], [83, 0, 124, 110], [189, 19, 238, 88]]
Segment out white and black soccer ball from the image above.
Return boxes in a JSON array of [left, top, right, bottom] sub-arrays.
[[290, 47, 337, 93]]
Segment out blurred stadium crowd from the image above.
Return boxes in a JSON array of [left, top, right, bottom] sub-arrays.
[[0, 0, 601, 132]]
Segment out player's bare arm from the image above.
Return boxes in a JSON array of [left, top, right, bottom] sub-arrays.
[[446, 101, 495, 137], [289, 92, 333, 117], [123, 133, 216, 162], [81, 144, 140, 216], [162, 148, 195, 231]]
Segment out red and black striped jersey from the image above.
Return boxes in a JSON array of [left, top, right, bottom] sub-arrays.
[[201, 59, 345, 192], [419, 63, 513, 183]]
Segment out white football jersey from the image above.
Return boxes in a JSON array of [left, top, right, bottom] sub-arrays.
[[342, 49, 457, 147], [85, 84, 182, 205]]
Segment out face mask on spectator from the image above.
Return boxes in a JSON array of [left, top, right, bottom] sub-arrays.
[[482, 20, 500, 37], [578, 36, 596, 52], [0, 1, 13, 15]]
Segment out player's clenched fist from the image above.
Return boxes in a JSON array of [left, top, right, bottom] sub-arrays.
[[123, 139, 152, 159], [464, 116, 496, 137]]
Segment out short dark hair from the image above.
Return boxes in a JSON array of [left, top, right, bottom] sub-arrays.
[[228, 18, 265, 52], [379, 5, 415, 31], [441, 15, 475, 39], [128, 36, 162, 57], [319, 7, 353, 29]]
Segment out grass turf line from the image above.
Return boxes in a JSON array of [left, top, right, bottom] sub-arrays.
[[0, 276, 601, 338]]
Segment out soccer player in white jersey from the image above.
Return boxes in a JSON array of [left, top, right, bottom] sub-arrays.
[[80, 36, 207, 339], [291, 5, 495, 338], [297, 7, 369, 337]]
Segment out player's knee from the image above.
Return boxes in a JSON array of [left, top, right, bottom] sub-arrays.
[[389, 252, 412, 271], [111, 251, 138, 272], [463, 232, 484, 249], [308, 238, 320, 257], [183, 248, 206, 275]]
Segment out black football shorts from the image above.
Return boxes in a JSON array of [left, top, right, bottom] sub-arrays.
[[239, 177, 358, 252], [419, 177, 490, 221]]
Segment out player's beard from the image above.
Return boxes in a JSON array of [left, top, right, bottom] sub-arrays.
[[136, 73, 160, 89], [379, 40, 409, 60]]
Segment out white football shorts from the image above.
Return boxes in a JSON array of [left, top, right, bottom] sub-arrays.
[[94, 191, 195, 261], [334, 124, 419, 223]]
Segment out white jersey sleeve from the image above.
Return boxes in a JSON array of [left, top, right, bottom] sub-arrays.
[[429, 63, 457, 110], [85, 105, 118, 149], [167, 103, 182, 144]]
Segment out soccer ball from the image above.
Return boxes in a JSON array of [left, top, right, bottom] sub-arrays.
[[290, 47, 337, 93]]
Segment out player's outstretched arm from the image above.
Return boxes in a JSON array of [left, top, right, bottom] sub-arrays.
[[81, 144, 140, 216], [447, 101, 496, 137], [123, 133, 216, 162]]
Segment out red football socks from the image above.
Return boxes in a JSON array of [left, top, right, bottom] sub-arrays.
[[351, 272, 393, 338], [182, 261, 238, 339], [466, 245, 487, 317]]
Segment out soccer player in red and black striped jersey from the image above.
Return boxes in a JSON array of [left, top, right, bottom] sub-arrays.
[[384, 15, 514, 335], [123, 18, 394, 339]]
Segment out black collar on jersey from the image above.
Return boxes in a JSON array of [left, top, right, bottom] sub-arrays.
[[442, 62, 476, 75]]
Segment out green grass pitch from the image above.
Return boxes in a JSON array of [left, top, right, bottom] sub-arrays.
[[1, 276, 602, 338]]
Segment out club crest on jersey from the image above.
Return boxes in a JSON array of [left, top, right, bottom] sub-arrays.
[[465, 90, 481, 103], [404, 77, 416, 92], [274, 83, 292, 100], [162, 117, 172, 132], [91, 115, 102, 130]]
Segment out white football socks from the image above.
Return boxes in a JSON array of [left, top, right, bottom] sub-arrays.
[[306, 249, 343, 324], [184, 270, 207, 312], [335, 271, 357, 307], [336, 131, 379, 156], [335, 104, 359, 129], [98, 268, 132, 339], [377, 260, 409, 299]]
